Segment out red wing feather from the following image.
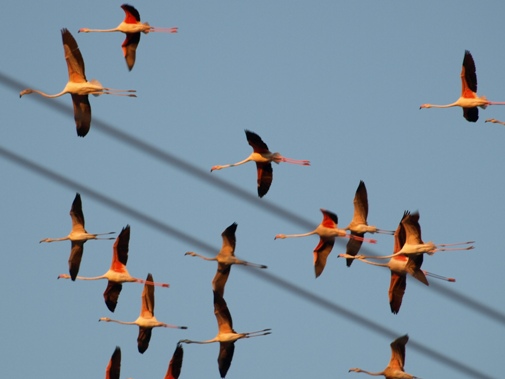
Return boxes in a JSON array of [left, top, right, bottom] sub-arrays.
[[121, 4, 141, 23]]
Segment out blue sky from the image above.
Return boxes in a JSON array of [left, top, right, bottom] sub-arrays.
[[1, 1, 504, 378]]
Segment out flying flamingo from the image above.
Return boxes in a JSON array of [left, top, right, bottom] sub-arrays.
[[185, 223, 267, 296], [485, 118, 505, 126], [420, 50, 505, 122], [165, 343, 184, 379], [99, 273, 187, 354], [275, 208, 377, 278], [39, 193, 115, 281], [210, 130, 310, 198], [355, 211, 474, 259], [348, 334, 419, 379], [339, 211, 455, 314], [78, 4, 178, 71], [19, 28, 136, 137], [344, 180, 394, 267], [105, 346, 122, 379], [179, 290, 271, 378], [57, 225, 169, 312]]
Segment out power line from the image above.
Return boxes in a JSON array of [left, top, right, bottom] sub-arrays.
[[0, 144, 495, 379]]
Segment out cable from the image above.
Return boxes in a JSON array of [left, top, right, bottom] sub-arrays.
[[0, 144, 495, 379]]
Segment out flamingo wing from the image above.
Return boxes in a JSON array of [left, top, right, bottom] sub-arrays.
[[105, 346, 121, 379], [113, 225, 130, 268], [463, 107, 479, 122], [461, 50, 479, 122], [70, 193, 86, 232], [389, 272, 406, 314], [213, 291, 234, 334], [256, 162, 273, 198], [389, 334, 408, 371], [212, 263, 231, 298], [164, 343, 184, 379], [137, 326, 152, 354], [103, 281, 123, 312], [61, 28, 87, 83], [245, 130, 270, 153], [140, 273, 155, 318], [68, 241, 84, 280], [320, 209, 338, 228], [122, 33, 141, 71], [394, 211, 409, 253], [70, 94, 91, 137], [401, 211, 423, 245], [218, 342, 235, 378], [219, 222, 237, 258], [121, 4, 141, 23], [406, 255, 429, 286], [352, 180, 369, 224], [313, 237, 334, 278], [344, 233, 364, 267]]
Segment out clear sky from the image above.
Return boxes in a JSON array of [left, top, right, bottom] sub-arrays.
[[1, 1, 504, 378]]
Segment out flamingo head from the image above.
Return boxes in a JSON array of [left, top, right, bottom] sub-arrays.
[[19, 89, 34, 98], [274, 234, 286, 240], [57, 274, 71, 280], [99, 317, 111, 322], [78, 28, 90, 33], [210, 165, 223, 172], [419, 104, 432, 109]]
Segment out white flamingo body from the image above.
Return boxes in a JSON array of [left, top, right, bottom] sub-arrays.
[[40, 193, 115, 281], [348, 335, 419, 379], [99, 273, 187, 353], [179, 291, 270, 378], [19, 29, 136, 137], [185, 222, 266, 297]]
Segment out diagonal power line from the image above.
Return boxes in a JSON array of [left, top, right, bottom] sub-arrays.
[[0, 144, 496, 379]]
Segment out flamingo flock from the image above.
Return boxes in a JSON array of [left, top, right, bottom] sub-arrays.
[[18, 3, 488, 378]]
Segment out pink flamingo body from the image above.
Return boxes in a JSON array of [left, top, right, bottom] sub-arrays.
[[79, 4, 177, 71], [58, 225, 169, 312], [420, 50, 505, 122], [211, 130, 310, 197], [275, 208, 376, 278]]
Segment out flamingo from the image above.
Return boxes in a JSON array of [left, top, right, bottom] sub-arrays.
[[355, 211, 474, 259], [39, 193, 115, 281], [275, 208, 377, 278], [210, 130, 310, 198], [165, 343, 184, 379], [19, 28, 136, 137], [185, 223, 267, 296], [420, 50, 505, 122], [57, 225, 169, 312], [78, 4, 178, 71], [339, 211, 455, 314], [99, 273, 187, 354], [105, 346, 121, 379], [485, 118, 505, 126], [348, 334, 419, 379], [344, 180, 394, 267], [179, 290, 271, 378]]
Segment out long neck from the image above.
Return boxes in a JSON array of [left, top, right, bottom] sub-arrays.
[[81, 28, 121, 33], [277, 231, 316, 239], [59, 274, 105, 281], [104, 319, 137, 326], [180, 338, 217, 345], [28, 89, 68, 98], [40, 236, 70, 243], [352, 368, 384, 376], [186, 252, 217, 261]]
